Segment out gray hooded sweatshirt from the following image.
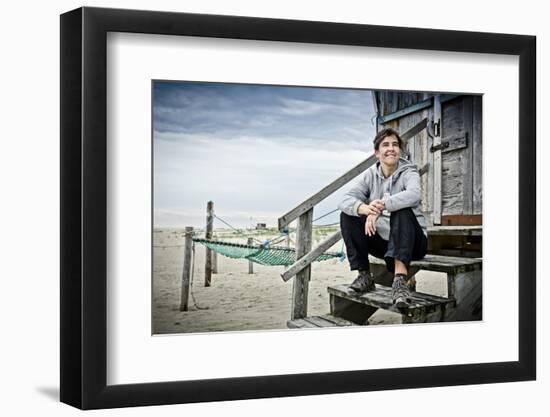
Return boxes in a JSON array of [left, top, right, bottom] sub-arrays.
[[338, 157, 427, 240]]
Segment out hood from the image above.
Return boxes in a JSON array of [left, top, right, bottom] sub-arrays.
[[374, 157, 419, 198], [374, 157, 419, 180]]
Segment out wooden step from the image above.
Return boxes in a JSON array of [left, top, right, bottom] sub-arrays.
[[287, 314, 357, 329], [329, 284, 455, 324], [369, 254, 481, 274], [427, 225, 482, 237]]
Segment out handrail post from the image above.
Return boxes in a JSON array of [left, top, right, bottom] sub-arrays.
[[248, 237, 254, 274], [180, 226, 194, 311], [291, 208, 313, 320], [205, 201, 214, 286]]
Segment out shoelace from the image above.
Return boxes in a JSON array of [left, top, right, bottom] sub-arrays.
[[392, 278, 410, 299]]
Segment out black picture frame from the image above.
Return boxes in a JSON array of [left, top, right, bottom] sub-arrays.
[[60, 6, 536, 410]]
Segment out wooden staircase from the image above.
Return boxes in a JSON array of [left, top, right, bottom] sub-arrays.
[[276, 119, 483, 328], [287, 254, 482, 328]]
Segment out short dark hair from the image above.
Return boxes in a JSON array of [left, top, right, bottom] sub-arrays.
[[373, 128, 403, 151]]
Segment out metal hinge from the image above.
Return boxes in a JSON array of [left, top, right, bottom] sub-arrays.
[[430, 141, 449, 152], [433, 120, 441, 137], [430, 132, 469, 153]]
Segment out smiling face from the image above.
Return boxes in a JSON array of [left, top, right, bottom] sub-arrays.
[[374, 134, 401, 168]]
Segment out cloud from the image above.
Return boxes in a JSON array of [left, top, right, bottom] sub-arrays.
[[153, 81, 376, 145], [152, 81, 376, 227]]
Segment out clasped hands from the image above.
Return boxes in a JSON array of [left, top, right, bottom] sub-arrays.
[[358, 199, 385, 236]]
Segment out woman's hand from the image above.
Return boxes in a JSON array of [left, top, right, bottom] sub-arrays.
[[358, 202, 383, 217], [365, 214, 379, 236]]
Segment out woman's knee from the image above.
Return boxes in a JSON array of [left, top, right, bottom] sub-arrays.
[[340, 211, 362, 225]]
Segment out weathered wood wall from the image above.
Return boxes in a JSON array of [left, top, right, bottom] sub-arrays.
[[375, 92, 482, 226]]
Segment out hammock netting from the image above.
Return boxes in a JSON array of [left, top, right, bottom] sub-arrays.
[[193, 238, 344, 266]]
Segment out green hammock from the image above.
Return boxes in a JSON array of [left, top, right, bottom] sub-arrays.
[[193, 238, 344, 266]]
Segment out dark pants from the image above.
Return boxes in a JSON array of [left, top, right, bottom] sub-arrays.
[[340, 208, 427, 273]]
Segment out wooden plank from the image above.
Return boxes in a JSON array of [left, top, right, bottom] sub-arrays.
[[287, 319, 318, 329], [419, 163, 430, 176], [379, 96, 431, 123], [179, 227, 193, 311], [441, 214, 482, 226], [247, 237, 254, 274], [291, 209, 313, 320], [472, 95, 483, 214], [281, 230, 342, 282], [401, 117, 428, 143], [441, 150, 464, 214], [462, 96, 474, 214], [212, 251, 218, 274], [446, 269, 482, 320], [278, 154, 377, 230], [287, 315, 356, 328], [328, 284, 452, 316], [433, 95, 442, 224], [330, 294, 377, 324], [379, 94, 461, 123], [368, 254, 481, 274], [427, 225, 482, 236], [318, 314, 356, 326], [431, 134, 468, 153], [303, 316, 338, 327], [423, 94, 434, 225]]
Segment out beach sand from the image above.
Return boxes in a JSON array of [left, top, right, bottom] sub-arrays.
[[153, 228, 447, 335]]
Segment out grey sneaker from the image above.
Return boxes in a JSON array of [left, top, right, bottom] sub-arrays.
[[392, 275, 412, 309], [350, 271, 376, 293]]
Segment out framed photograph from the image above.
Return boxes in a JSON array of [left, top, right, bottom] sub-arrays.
[[60, 6, 536, 409]]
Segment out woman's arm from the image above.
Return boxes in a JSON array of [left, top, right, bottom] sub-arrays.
[[384, 170, 422, 212]]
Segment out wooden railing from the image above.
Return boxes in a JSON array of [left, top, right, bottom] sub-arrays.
[[278, 117, 429, 319]]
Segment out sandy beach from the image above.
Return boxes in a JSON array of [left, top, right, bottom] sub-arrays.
[[153, 228, 447, 335]]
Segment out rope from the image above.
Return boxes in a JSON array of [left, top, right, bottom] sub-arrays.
[[312, 207, 340, 223], [212, 214, 264, 244], [313, 222, 340, 228]]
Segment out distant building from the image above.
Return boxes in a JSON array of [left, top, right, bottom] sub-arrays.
[[256, 223, 267, 230]]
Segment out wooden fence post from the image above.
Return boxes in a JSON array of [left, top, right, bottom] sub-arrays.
[[291, 208, 313, 320], [205, 201, 214, 287], [212, 251, 218, 274], [248, 237, 254, 274], [180, 226, 193, 311]]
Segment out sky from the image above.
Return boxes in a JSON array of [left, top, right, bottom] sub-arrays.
[[153, 81, 377, 229]]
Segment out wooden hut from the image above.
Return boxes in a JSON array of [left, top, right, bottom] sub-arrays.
[[373, 92, 482, 257]]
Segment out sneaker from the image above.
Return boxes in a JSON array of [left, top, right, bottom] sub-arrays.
[[349, 271, 376, 293], [392, 275, 412, 309]]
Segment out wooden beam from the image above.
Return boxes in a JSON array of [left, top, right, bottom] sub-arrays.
[[401, 117, 428, 143], [419, 162, 430, 176], [462, 96, 474, 214], [429, 133, 468, 154], [278, 154, 377, 230], [291, 209, 313, 320], [433, 95, 442, 225], [379, 96, 433, 124], [379, 94, 461, 123], [427, 225, 482, 236], [441, 214, 482, 226], [179, 227, 193, 311], [248, 237, 254, 274], [281, 230, 342, 282], [212, 251, 218, 274], [204, 201, 213, 286]]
